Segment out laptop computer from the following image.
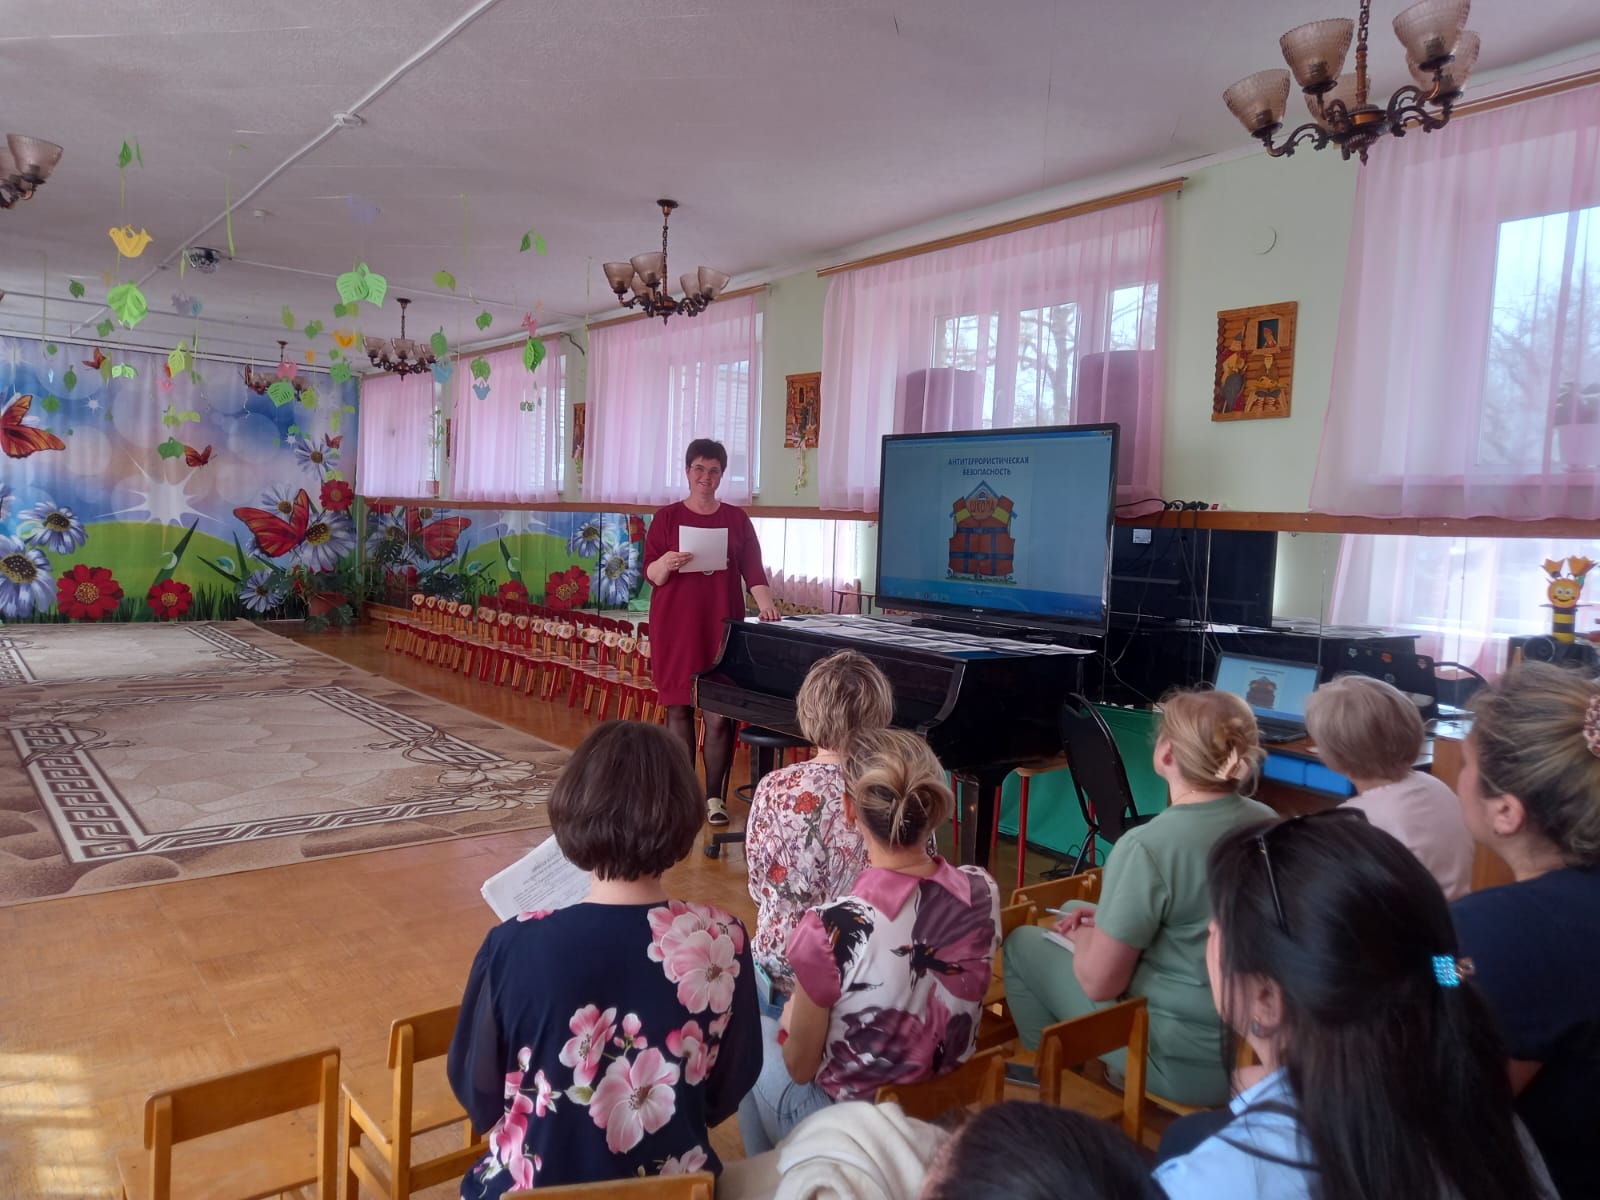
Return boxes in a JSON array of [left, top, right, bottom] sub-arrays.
[[1212, 652, 1321, 744]]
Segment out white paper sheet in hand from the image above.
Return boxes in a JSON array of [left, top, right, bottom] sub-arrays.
[[679, 525, 729, 572], [480, 836, 592, 921]]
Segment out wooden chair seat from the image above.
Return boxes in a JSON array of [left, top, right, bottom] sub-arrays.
[[873, 1046, 1007, 1121], [505, 1172, 714, 1199], [1049, 1070, 1129, 1124], [1037, 996, 1149, 1142], [117, 1112, 322, 1200], [342, 1060, 471, 1152]]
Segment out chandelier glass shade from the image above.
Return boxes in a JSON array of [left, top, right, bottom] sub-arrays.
[[364, 297, 437, 376], [242, 341, 308, 397], [602, 200, 730, 323], [1223, 0, 1477, 162], [0, 133, 64, 209]]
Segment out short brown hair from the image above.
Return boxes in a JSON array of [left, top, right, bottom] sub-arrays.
[[684, 439, 727, 471], [1159, 687, 1265, 794], [842, 726, 953, 847], [548, 721, 702, 881], [1305, 674, 1423, 782], [795, 650, 895, 752], [1470, 662, 1600, 866]]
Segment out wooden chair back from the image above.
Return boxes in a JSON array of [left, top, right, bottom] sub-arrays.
[[873, 1046, 1007, 1121], [1010, 868, 1103, 917], [1037, 996, 1148, 1142], [975, 900, 1039, 1052], [504, 1173, 714, 1199], [117, 1046, 340, 1200]]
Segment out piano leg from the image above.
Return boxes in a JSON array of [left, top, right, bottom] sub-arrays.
[[952, 768, 1008, 872]]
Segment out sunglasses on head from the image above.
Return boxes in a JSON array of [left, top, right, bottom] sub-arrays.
[[1253, 807, 1370, 936]]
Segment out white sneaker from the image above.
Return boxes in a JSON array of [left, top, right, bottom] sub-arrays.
[[707, 796, 730, 826]]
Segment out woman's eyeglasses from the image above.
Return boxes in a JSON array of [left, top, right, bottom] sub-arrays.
[[1253, 808, 1369, 935]]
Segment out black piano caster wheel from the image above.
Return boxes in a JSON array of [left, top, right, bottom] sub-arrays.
[[704, 842, 722, 859]]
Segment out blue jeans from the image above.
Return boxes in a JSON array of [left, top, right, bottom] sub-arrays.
[[735, 966, 833, 1154]]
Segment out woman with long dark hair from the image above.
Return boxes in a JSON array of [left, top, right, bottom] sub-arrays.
[[1155, 813, 1556, 1200]]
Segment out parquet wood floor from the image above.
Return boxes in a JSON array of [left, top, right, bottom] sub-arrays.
[[0, 623, 1050, 1199]]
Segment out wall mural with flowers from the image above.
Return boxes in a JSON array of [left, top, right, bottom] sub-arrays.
[[0, 335, 361, 626], [369, 506, 651, 613]]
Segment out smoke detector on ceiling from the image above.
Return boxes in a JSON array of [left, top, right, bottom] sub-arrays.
[[184, 246, 225, 274]]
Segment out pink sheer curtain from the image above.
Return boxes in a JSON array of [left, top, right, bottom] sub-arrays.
[[355, 370, 437, 496], [818, 196, 1165, 511], [749, 517, 867, 612], [585, 293, 761, 505], [449, 340, 564, 501], [1312, 84, 1600, 518]]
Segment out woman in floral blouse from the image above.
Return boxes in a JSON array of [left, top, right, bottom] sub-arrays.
[[742, 726, 1002, 1152], [448, 721, 761, 1195], [744, 649, 895, 1002]]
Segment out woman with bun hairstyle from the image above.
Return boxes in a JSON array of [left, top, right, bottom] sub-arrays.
[[741, 726, 1002, 1152], [1154, 813, 1555, 1200], [1003, 688, 1276, 1106], [1451, 662, 1600, 1199]]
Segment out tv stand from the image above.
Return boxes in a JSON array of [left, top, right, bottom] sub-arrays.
[[911, 615, 1094, 649]]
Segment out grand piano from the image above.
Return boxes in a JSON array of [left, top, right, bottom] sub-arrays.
[[694, 614, 1091, 869]]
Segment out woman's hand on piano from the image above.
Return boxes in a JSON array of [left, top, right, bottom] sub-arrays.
[[757, 600, 781, 622]]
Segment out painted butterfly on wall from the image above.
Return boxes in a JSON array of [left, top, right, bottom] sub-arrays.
[[82, 348, 107, 371], [406, 508, 471, 560], [232, 487, 311, 558], [183, 443, 213, 467], [1, 395, 68, 459]]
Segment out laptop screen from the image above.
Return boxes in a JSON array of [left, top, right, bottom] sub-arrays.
[[1213, 653, 1320, 726]]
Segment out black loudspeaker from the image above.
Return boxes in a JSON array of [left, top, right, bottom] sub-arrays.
[[1511, 635, 1600, 671], [903, 368, 979, 432], [1077, 350, 1153, 490]]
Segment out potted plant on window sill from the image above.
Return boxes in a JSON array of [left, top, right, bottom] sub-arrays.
[[1554, 381, 1600, 467]]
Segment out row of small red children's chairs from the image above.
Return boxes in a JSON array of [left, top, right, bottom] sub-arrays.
[[383, 594, 661, 722]]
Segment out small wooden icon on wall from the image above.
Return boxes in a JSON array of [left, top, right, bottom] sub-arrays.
[[1213, 302, 1297, 422], [784, 371, 820, 449]]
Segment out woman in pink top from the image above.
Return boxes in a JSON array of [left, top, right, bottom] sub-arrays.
[[1305, 674, 1475, 899], [744, 650, 896, 1001]]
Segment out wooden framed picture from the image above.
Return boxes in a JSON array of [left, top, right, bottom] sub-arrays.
[[571, 401, 587, 464], [1212, 302, 1297, 422], [784, 371, 820, 449]]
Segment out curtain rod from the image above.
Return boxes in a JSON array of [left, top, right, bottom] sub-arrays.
[[1453, 65, 1600, 118], [584, 283, 770, 332], [816, 178, 1185, 278]]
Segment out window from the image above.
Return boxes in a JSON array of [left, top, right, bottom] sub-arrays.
[[447, 341, 565, 502], [586, 294, 763, 505], [355, 371, 440, 498], [749, 517, 869, 613]]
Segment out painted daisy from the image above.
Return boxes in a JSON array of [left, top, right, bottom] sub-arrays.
[[21, 500, 88, 555], [294, 509, 357, 573], [0, 534, 55, 618], [239, 568, 287, 614], [594, 538, 642, 608]]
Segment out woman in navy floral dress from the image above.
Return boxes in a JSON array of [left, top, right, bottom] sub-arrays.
[[448, 721, 761, 1194]]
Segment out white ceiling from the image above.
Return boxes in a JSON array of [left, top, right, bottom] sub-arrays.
[[2, 0, 1598, 368]]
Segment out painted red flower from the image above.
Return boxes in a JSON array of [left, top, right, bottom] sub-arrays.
[[366, 500, 395, 516], [627, 514, 647, 545], [545, 566, 591, 611], [146, 579, 193, 621], [498, 579, 530, 605], [320, 478, 355, 512], [57, 565, 123, 620]]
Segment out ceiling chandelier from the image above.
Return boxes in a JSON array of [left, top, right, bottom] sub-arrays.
[[603, 200, 730, 323], [242, 341, 309, 396], [1223, 0, 1478, 163], [364, 297, 437, 376], [0, 134, 64, 209]]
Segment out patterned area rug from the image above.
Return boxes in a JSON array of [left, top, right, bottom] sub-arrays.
[[0, 622, 563, 906]]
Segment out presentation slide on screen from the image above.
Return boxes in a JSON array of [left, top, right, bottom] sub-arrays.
[[1214, 655, 1319, 724], [877, 428, 1114, 620]]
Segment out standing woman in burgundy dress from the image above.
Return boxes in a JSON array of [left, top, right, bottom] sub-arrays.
[[644, 439, 780, 825]]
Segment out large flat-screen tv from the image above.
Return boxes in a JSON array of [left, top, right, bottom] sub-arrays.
[[875, 423, 1118, 637]]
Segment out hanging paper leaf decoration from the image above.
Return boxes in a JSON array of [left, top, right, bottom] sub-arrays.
[[266, 379, 297, 407], [110, 363, 137, 379], [473, 381, 491, 400], [107, 282, 149, 328], [332, 329, 356, 349], [328, 348, 342, 361], [469, 355, 491, 381], [45, 343, 57, 356], [300, 385, 319, 410], [430, 360, 454, 385], [303, 320, 323, 340], [117, 141, 134, 169], [68, 280, 85, 299], [519, 230, 547, 255], [335, 263, 387, 308], [99, 357, 113, 382], [96, 320, 114, 339], [63, 368, 77, 391], [167, 344, 190, 376], [157, 436, 185, 459], [475, 310, 493, 331], [304, 350, 316, 364], [108, 226, 154, 257], [430, 329, 449, 358], [432, 269, 457, 292], [329, 361, 353, 383], [280, 305, 296, 329], [523, 336, 546, 373]]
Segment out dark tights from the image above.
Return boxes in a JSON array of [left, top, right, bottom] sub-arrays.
[[665, 705, 735, 800]]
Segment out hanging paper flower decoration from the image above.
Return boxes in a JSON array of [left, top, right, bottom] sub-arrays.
[[147, 579, 193, 621], [56, 564, 124, 621], [108, 226, 154, 258]]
